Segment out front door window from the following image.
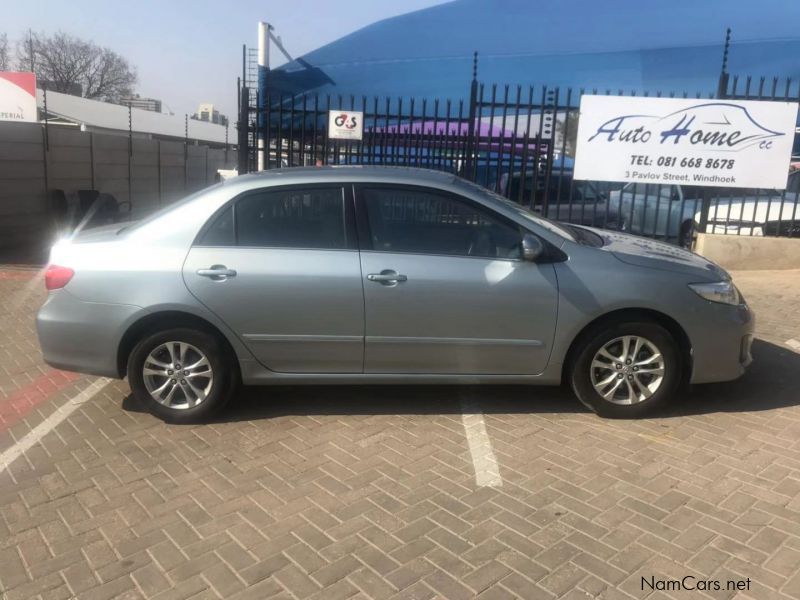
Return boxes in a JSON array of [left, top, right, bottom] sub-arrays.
[[362, 186, 523, 259]]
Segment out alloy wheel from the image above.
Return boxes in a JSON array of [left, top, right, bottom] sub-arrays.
[[589, 335, 665, 405], [142, 341, 214, 409]]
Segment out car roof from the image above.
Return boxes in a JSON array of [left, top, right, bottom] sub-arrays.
[[126, 164, 572, 249], [231, 165, 458, 187]]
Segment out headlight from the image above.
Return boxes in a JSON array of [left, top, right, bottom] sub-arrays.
[[688, 281, 741, 306]]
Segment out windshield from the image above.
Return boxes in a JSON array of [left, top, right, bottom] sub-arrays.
[[560, 223, 604, 247], [454, 178, 576, 241]]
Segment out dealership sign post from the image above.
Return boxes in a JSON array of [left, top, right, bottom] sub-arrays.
[[574, 95, 799, 189], [328, 110, 363, 141], [0, 72, 37, 123]]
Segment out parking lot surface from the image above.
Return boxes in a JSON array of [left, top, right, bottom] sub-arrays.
[[1, 265, 800, 600]]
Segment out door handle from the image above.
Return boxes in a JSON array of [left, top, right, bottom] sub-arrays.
[[197, 265, 237, 280], [367, 270, 407, 284]]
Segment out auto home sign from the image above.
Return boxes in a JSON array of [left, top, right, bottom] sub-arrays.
[[573, 95, 799, 189]]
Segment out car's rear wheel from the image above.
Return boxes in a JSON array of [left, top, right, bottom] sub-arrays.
[[127, 327, 236, 423], [569, 320, 681, 418]]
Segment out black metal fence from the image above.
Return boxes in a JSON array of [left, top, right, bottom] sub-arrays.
[[238, 62, 800, 246]]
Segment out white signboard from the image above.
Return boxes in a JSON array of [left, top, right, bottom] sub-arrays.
[[573, 95, 799, 189], [0, 72, 37, 123], [328, 110, 363, 141]]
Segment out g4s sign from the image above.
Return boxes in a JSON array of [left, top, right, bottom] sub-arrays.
[[328, 110, 364, 140], [574, 95, 799, 189]]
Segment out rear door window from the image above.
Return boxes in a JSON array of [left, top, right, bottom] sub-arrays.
[[236, 187, 347, 249], [198, 206, 234, 246], [195, 186, 350, 249]]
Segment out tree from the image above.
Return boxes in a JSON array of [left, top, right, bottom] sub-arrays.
[[16, 31, 137, 103], [0, 33, 9, 71], [554, 109, 580, 157]]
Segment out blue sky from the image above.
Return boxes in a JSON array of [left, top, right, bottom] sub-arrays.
[[1, 0, 448, 119]]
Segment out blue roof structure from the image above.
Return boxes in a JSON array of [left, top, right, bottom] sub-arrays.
[[268, 0, 800, 101]]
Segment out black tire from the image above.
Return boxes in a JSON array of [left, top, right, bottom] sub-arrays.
[[569, 320, 681, 418], [127, 327, 237, 423]]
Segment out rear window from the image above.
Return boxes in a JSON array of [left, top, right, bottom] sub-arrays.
[[195, 186, 348, 249], [121, 185, 221, 234], [198, 206, 234, 246]]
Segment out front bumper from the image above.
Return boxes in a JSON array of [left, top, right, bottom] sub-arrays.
[[689, 301, 755, 384], [36, 289, 140, 378]]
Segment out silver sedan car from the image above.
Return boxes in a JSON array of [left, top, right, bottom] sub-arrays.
[[37, 167, 754, 422]]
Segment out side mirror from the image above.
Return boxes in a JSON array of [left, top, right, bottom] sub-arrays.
[[521, 233, 544, 262]]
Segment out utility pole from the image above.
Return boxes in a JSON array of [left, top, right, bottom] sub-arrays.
[[128, 102, 133, 208], [257, 21, 270, 171], [28, 29, 35, 72], [717, 28, 732, 99], [465, 52, 479, 178]]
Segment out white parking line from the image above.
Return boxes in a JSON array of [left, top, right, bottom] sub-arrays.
[[0, 378, 111, 476], [786, 339, 800, 352], [460, 396, 502, 487]]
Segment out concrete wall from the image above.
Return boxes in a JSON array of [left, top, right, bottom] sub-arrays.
[[0, 123, 48, 248], [695, 233, 800, 271], [0, 121, 234, 248]]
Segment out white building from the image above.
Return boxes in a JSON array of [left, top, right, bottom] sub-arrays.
[[121, 96, 163, 113], [38, 89, 229, 147], [194, 103, 228, 127]]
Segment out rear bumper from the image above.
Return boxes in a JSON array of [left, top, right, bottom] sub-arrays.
[[689, 302, 755, 384], [36, 289, 140, 378]]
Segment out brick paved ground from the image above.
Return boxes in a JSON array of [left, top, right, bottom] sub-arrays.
[[1, 266, 799, 600]]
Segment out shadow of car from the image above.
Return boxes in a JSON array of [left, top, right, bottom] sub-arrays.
[[120, 338, 795, 423]]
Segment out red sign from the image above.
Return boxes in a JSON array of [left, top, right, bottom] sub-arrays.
[[0, 72, 37, 122]]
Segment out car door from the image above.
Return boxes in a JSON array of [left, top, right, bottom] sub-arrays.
[[356, 184, 559, 375], [183, 184, 364, 373]]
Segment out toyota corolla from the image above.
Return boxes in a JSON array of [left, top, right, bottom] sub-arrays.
[[37, 166, 754, 422]]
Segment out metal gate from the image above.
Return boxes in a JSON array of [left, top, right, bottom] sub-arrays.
[[238, 55, 800, 245]]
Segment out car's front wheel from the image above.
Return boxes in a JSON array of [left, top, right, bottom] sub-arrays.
[[127, 327, 236, 423], [569, 320, 681, 418]]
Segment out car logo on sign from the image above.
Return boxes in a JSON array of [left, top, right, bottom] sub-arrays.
[[588, 102, 784, 152]]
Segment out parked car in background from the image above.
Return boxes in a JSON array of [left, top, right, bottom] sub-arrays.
[[704, 173, 800, 237], [608, 184, 701, 246], [38, 167, 753, 423], [500, 169, 619, 228], [609, 169, 800, 245]]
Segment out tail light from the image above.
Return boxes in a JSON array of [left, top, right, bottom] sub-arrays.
[[44, 265, 74, 290]]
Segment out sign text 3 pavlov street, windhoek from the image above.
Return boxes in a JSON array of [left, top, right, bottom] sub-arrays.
[[573, 96, 799, 189]]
